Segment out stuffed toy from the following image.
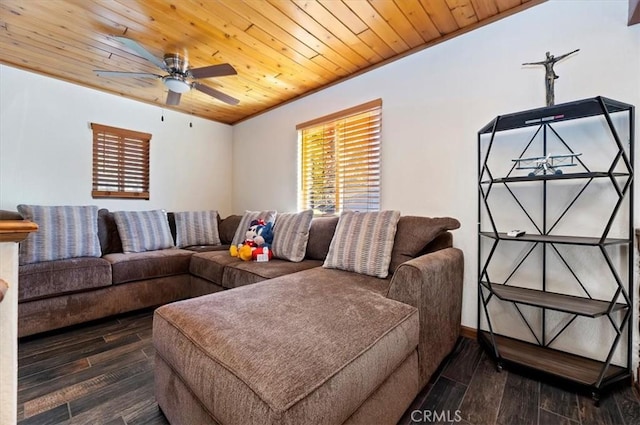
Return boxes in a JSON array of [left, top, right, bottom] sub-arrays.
[[230, 219, 274, 261]]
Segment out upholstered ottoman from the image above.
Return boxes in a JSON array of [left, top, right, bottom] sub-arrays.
[[153, 269, 420, 425]]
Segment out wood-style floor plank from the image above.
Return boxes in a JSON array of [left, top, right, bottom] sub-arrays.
[[68, 382, 159, 425], [441, 337, 483, 386], [578, 393, 625, 425], [18, 350, 148, 406], [18, 315, 147, 358], [22, 358, 152, 418], [418, 376, 467, 424], [496, 372, 539, 425], [539, 408, 579, 425], [614, 386, 640, 425], [19, 334, 142, 379], [17, 403, 70, 425], [67, 363, 154, 416], [16, 309, 640, 425], [19, 358, 91, 393], [458, 353, 509, 425], [539, 382, 580, 422]]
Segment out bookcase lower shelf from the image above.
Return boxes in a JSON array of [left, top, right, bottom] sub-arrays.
[[478, 331, 630, 400]]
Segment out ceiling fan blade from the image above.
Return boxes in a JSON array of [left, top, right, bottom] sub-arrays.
[[166, 90, 182, 106], [193, 83, 239, 105], [95, 70, 162, 79], [189, 63, 237, 79], [113, 36, 168, 71]]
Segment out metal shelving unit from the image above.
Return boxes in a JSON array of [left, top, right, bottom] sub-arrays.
[[477, 97, 635, 404]]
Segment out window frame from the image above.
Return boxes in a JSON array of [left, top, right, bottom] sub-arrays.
[[91, 123, 151, 200], [297, 99, 382, 214]]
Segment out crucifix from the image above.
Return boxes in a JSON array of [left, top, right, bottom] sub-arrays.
[[523, 49, 579, 107]]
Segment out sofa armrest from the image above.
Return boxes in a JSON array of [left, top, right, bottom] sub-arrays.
[[387, 247, 464, 389]]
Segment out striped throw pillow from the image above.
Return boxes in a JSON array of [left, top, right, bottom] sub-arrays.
[[17, 205, 102, 265], [174, 210, 221, 248], [113, 210, 175, 253], [323, 210, 401, 278], [271, 210, 313, 262], [231, 210, 277, 247]]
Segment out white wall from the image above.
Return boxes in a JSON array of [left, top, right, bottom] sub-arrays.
[[0, 65, 233, 215], [232, 0, 640, 365]]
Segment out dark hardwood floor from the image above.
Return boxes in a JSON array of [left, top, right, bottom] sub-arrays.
[[17, 309, 640, 425]]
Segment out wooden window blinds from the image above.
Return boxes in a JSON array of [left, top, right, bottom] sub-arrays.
[[297, 99, 381, 214], [91, 123, 151, 200]]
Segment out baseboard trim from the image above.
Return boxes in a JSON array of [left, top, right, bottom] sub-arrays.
[[460, 325, 477, 340]]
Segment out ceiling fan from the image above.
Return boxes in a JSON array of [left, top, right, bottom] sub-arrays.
[[95, 36, 239, 106]]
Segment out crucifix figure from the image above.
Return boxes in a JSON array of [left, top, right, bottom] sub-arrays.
[[523, 49, 579, 106]]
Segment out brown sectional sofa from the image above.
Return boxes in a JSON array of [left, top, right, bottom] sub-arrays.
[[153, 215, 464, 424], [4, 207, 464, 424], [9, 210, 241, 337]]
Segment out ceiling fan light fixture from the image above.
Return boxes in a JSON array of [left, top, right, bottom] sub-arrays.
[[163, 76, 191, 93]]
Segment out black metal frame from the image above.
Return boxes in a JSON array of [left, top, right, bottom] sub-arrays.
[[476, 96, 635, 404]]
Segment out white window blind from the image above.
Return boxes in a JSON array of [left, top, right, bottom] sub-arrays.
[[91, 123, 151, 200], [297, 99, 381, 214]]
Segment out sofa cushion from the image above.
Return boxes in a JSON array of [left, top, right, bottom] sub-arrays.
[[305, 216, 339, 260], [389, 216, 461, 273], [113, 210, 175, 253], [323, 210, 400, 278], [174, 210, 221, 248], [271, 210, 313, 262], [17, 205, 102, 265], [183, 244, 230, 253], [231, 210, 276, 246], [19, 257, 112, 302], [221, 259, 323, 289], [298, 267, 391, 296], [153, 271, 418, 425], [103, 249, 193, 285], [219, 215, 242, 245], [189, 251, 241, 286]]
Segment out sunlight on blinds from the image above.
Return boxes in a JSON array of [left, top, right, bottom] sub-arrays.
[[298, 99, 381, 214]]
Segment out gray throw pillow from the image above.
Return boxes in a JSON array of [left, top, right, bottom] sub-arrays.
[[174, 210, 221, 248], [17, 205, 102, 265], [113, 210, 174, 253], [323, 210, 401, 278], [271, 210, 313, 262]]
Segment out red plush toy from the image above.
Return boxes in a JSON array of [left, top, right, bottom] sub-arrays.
[[252, 246, 272, 262]]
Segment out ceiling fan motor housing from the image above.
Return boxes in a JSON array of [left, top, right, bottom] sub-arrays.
[[163, 53, 189, 74]]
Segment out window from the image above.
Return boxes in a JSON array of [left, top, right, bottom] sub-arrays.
[[297, 99, 381, 214], [91, 123, 150, 200]]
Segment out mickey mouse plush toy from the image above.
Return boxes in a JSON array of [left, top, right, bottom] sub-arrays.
[[230, 219, 274, 261]]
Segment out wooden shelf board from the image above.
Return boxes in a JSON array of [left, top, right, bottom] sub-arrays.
[[480, 171, 629, 184], [487, 284, 627, 317], [479, 331, 626, 386], [480, 232, 630, 246]]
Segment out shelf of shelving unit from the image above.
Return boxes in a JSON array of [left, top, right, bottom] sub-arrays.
[[483, 284, 627, 317], [479, 232, 630, 246], [477, 96, 634, 403], [478, 96, 632, 134], [478, 331, 628, 386], [482, 171, 629, 184]]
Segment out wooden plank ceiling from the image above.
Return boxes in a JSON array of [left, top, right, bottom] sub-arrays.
[[0, 0, 542, 124]]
